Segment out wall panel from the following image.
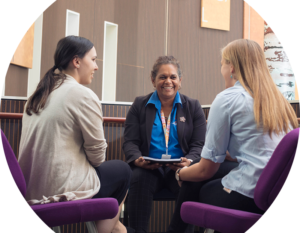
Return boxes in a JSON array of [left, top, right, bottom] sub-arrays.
[[168, 0, 244, 105], [41, 1, 67, 77], [116, 64, 144, 102], [113, 0, 166, 101], [5, 64, 28, 97]]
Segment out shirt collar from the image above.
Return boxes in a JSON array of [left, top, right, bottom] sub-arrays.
[[146, 91, 182, 109], [173, 91, 182, 107], [234, 80, 241, 87], [64, 73, 79, 84]]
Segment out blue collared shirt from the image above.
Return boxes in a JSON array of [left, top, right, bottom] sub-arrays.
[[201, 81, 288, 198], [146, 91, 184, 159]]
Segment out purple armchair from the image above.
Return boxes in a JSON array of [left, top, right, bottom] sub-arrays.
[[180, 128, 299, 233], [1, 130, 119, 232]]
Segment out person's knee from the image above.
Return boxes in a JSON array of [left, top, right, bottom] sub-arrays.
[[131, 166, 151, 180], [130, 167, 159, 190], [113, 160, 132, 180]]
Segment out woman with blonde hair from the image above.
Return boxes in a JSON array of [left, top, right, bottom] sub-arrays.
[[166, 39, 298, 233]]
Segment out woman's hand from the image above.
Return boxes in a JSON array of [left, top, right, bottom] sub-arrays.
[[166, 157, 191, 171], [134, 157, 162, 170]]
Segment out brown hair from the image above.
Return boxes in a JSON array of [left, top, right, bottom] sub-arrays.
[[25, 36, 94, 115], [151, 55, 182, 81], [222, 39, 298, 136]]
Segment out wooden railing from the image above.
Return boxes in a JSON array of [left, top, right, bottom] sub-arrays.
[[0, 112, 126, 123], [0, 113, 23, 119], [1, 112, 299, 124]]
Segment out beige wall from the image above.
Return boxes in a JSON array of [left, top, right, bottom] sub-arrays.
[[167, 0, 244, 104], [5, 0, 244, 105], [5, 64, 28, 97]]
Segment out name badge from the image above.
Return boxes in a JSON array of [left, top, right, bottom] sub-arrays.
[[162, 154, 171, 159]]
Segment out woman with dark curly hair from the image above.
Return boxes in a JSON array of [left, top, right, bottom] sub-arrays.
[[123, 55, 208, 233]]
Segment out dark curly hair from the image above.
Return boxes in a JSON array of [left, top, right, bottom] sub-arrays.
[[150, 55, 182, 81]]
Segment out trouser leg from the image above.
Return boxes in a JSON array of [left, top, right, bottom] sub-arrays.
[[166, 180, 207, 233], [199, 178, 264, 233], [93, 160, 132, 205], [166, 160, 239, 233], [164, 167, 180, 199], [164, 167, 194, 233], [128, 166, 164, 233], [199, 178, 264, 214]]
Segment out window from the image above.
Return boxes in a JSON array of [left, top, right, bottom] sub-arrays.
[[102, 21, 118, 102], [66, 10, 80, 37]]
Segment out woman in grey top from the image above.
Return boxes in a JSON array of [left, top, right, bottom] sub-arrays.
[[19, 36, 133, 233], [167, 39, 298, 233]]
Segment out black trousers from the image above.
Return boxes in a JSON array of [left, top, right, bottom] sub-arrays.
[[167, 160, 264, 233], [127, 165, 180, 233], [93, 160, 132, 205]]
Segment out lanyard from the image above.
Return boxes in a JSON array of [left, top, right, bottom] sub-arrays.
[[160, 109, 171, 155]]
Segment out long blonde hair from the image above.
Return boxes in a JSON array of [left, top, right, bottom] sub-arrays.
[[222, 39, 298, 136]]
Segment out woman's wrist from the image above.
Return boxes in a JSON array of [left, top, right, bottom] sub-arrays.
[[133, 157, 142, 167], [175, 166, 187, 181]]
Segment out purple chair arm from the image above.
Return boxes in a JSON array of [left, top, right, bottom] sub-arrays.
[[181, 202, 261, 233], [31, 198, 119, 227]]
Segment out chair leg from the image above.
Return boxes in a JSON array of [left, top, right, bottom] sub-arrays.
[[86, 221, 98, 233], [52, 226, 61, 233], [185, 224, 195, 233], [123, 198, 129, 226]]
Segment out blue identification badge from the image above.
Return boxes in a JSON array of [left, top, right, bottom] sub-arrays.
[[161, 154, 171, 159]]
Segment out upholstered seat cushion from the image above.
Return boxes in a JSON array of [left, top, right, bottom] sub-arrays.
[[31, 198, 118, 227], [181, 202, 261, 233]]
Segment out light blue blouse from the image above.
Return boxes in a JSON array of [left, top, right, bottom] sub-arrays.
[[146, 91, 184, 159], [201, 81, 287, 198]]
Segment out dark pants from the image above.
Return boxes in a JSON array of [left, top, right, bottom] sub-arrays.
[[167, 160, 264, 233], [127, 165, 180, 233], [93, 160, 132, 205]]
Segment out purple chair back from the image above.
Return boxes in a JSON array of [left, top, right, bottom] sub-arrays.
[[254, 128, 299, 211], [1, 130, 27, 197]]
